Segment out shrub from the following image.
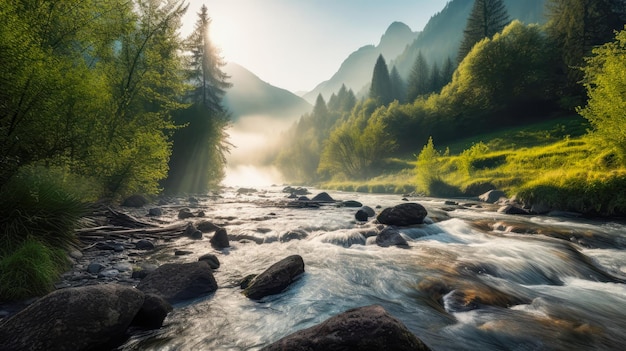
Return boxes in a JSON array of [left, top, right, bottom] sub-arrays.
[[0, 239, 69, 300]]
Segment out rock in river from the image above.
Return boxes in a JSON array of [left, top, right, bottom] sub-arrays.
[[260, 304, 431, 351], [376, 202, 428, 226], [243, 255, 305, 300], [136, 261, 217, 304], [0, 284, 144, 351]]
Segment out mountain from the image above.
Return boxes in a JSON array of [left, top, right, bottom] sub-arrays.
[[302, 21, 419, 104], [223, 62, 312, 121], [302, 0, 547, 102], [392, 0, 547, 78]]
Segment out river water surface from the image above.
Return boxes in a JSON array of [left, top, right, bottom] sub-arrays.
[[119, 187, 626, 350]]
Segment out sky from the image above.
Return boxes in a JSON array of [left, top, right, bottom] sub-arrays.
[[181, 0, 451, 93]]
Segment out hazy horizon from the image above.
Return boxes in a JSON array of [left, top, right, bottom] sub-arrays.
[[181, 0, 450, 93]]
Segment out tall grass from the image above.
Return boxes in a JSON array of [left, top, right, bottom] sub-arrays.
[[0, 165, 88, 300], [0, 239, 69, 300], [0, 165, 87, 252]]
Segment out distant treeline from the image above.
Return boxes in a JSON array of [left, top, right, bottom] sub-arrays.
[[272, 0, 626, 183]]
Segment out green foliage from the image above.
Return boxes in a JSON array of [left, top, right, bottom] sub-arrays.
[[0, 239, 69, 300], [545, 0, 623, 105], [407, 51, 431, 101], [458, 142, 490, 175], [516, 171, 626, 216], [318, 101, 397, 179], [0, 0, 190, 199], [458, 0, 510, 63], [415, 137, 445, 194], [0, 166, 86, 252], [369, 54, 393, 105], [578, 27, 626, 164]]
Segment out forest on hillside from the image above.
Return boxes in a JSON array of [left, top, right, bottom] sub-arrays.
[[0, 0, 231, 199], [272, 0, 626, 192]]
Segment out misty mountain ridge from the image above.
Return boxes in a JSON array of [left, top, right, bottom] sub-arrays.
[[393, 0, 547, 78], [303, 0, 546, 103], [302, 21, 419, 104], [223, 62, 312, 122]]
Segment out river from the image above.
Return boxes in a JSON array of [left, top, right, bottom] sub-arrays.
[[118, 187, 626, 350]]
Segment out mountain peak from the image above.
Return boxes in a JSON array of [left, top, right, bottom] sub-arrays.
[[379, 21, 415, 48]]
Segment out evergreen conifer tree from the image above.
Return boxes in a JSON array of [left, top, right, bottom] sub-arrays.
[[166, 4, 232, 194], [458, 0, 510, 63], [407, 51, 430, 102], [389, 66, 407, 103], [546, 0, 624, 106], [369, 54, 393, 106]]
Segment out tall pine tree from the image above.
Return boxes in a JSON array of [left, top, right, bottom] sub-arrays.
[[407, 51, 430, 102], [166, 4, 232, 194], [390, 66, 407, 103], [369, 54, 393, 106], [458, 0, 510, 63], [546, 0, 624, 106]]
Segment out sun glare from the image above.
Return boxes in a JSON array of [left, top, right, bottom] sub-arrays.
[[222, 165, 283, 187]]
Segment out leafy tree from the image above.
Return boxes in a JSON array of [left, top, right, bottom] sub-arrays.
[[545, 0, 624, 107], [415, 137, 443, 194], [445, 21, 555, 112], [578, 27, 626, 163], [407, 51, 431, 101], [0, 0, 187, 197], [318, 103, 396, 180], [458, 0, 510, 63], [369, 54, 393, 106], [165, 3, 232, 194]]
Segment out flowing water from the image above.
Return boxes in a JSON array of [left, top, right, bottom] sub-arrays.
[[119, 187, 626, 350]]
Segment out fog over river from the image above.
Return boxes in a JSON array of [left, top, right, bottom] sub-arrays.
[[119, 187, 626, 350]]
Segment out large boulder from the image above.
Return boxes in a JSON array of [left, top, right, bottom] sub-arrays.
[[243, 255, 305, 300], [376, 203, 428, 226], [260, 305, 431, 351], [136, 261, 217, 304], [0, 284, 144, 351]]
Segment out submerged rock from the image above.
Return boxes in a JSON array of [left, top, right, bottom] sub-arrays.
[[311, 192, 335, 202], [0, 284, 144, 351], [243, 255, 305, 300], [198, 253, 221, 269], [498, 205, 530, 215], [376, 227, 409, 248], [136, 261, 217, 304], [342, 200, 363, 208], [377, 203, 428, 226], [260, 305, 431, 351]]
